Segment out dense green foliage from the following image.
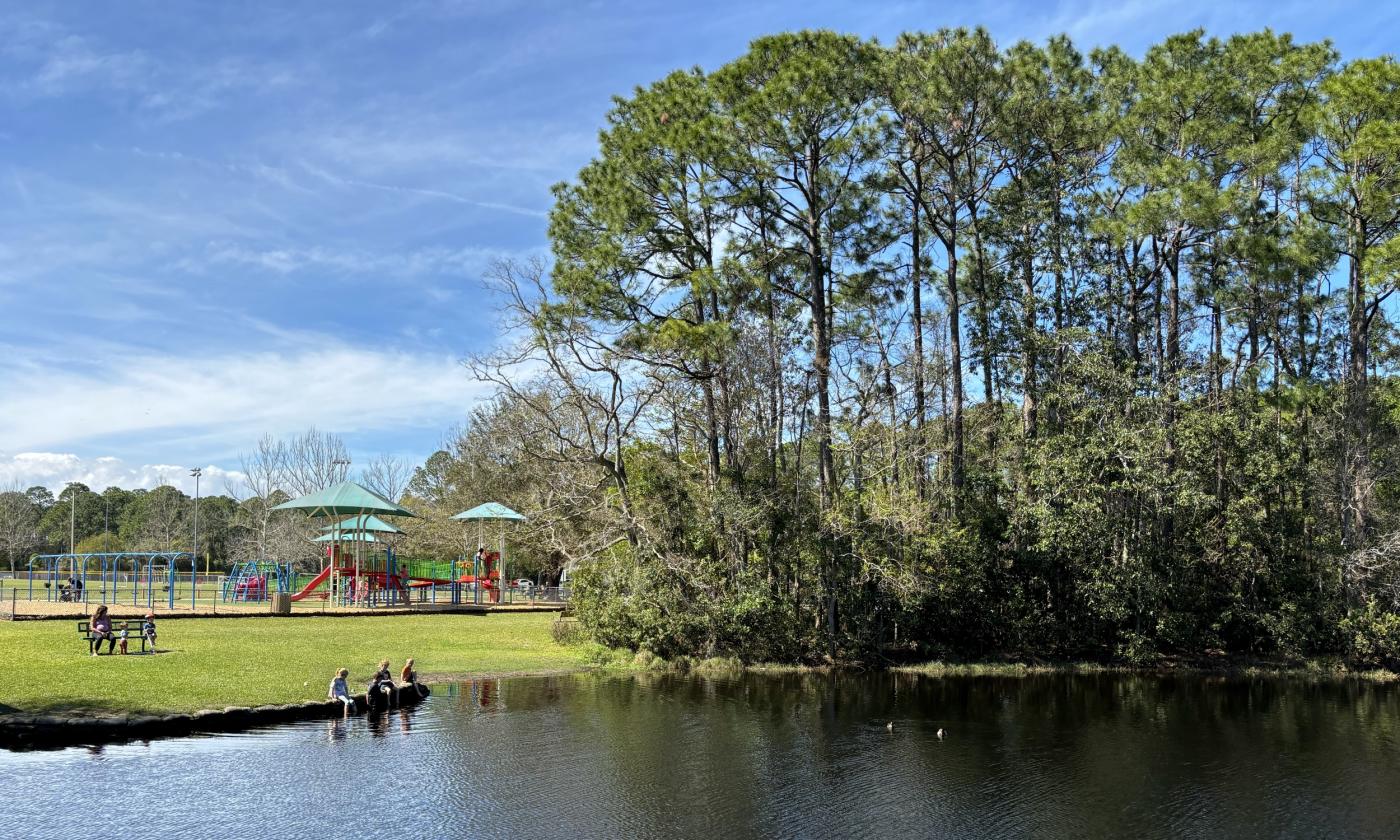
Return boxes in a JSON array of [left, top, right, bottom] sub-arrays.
[[426, 28, 1400, 668], [0, 483, 239, 571]]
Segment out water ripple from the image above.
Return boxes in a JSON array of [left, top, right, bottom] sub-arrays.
[[4, 672, 1400, 839]]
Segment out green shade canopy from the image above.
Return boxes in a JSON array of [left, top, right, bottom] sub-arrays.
[[313, 531, 382, 543], [272, 481, 415, 518], [452, 502, 526, 521], [320, 515, 403, 535]]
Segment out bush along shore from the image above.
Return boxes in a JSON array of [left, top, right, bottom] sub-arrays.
[[578, 645, 1400, 683]]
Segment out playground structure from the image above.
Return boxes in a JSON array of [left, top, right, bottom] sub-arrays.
[[257, 482, 531, 610], [222, 560, 297, 602], [27, 552, 198, 610], [218, 544, 510, 608], [15, 483, 544, 614]]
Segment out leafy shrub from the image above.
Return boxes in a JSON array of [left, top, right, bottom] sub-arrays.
[[1340, 600, 1400, 670]]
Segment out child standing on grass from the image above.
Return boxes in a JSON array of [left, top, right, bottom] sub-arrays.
[[328, 668, 353, 716], [142, 612, 157, 653], [118, 627, 129, 655]]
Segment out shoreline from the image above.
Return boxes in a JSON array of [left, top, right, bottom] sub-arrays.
[[0, 683, 431, 751], [4, 657, 1396, 751], [891, 658, 1400, 683]]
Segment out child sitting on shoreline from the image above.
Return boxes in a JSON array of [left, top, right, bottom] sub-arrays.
[[328, 668, 353, 716], [369, 660, 396, 710], [401, 657, 426, 698]]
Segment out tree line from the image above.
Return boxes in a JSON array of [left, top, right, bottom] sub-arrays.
[[430, 27, 1400, 666], [0, 429, 422, 575]]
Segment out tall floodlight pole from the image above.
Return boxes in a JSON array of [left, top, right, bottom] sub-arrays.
[[68, 483, 77, 555], [191, 467, 202, 611]]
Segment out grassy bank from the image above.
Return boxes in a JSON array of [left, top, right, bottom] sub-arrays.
[[895, 659, 1399, 682], [0, 613, 589, 716]]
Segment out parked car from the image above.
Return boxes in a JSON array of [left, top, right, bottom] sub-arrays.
[[514, 578, 534, 590]]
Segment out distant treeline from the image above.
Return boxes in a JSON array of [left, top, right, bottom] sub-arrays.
[[0, 483, 239, 569], [0, 429, 431, 575]]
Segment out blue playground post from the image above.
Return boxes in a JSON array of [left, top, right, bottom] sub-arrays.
[[168, 561, 176, 610]]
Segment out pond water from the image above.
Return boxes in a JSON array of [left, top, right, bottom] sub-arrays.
[[4, 671, 1399, 839]]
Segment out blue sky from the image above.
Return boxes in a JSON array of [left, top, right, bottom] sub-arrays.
[[0, 0, 1393, 494]]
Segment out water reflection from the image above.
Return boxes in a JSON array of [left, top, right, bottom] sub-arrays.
[[4, 672, 1399, 839]]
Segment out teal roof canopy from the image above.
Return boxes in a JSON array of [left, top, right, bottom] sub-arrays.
[[313, 531, 382, 543], [321, 515, 403, 534], [272, 481, 415, 518], [451, 502, 526, 521]]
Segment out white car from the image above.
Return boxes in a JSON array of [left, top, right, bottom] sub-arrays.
[[514, 578, 534, 590]]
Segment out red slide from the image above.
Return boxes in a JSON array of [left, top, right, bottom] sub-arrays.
[[289, 566, 333, 601]]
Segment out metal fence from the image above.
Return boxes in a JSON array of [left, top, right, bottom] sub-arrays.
[[0, 571, 568, 616]]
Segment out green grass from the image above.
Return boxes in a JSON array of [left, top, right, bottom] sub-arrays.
[[0, 613, 590, 716]]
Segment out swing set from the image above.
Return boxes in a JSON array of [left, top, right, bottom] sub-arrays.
[[27, 552, 197, 610]]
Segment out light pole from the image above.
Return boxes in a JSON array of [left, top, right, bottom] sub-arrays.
[[191, 467, 202, 612], [67, 482, 80, 555], [65, 482, 82, 600]]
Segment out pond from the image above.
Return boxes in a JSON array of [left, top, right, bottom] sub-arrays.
[[5, 671, 1399, 838]]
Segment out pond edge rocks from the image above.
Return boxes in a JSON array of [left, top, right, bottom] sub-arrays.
[[0, 683, 430, 750]]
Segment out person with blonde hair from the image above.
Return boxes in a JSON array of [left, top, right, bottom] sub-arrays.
[[401, 657, 426, 698], [328, 668, 353, 716]]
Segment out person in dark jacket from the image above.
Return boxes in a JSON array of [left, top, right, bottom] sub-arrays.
[[368, 660, 396, 710]]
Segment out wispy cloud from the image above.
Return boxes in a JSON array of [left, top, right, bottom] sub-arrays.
[[0, 336, 491, 458], [0, 13, 305, 120], [197, 240, 536, 277]]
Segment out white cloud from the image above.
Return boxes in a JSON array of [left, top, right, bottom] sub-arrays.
[[0, 452, 245, 495], [0, 337, 492, 459], [199, 241, 532, 278], [1, 14, 304, 121]]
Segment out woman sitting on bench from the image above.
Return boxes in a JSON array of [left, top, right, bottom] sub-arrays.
[[89, 605, 115, 656]]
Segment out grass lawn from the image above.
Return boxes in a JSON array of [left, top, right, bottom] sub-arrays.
[[0, 613, 590, 716]]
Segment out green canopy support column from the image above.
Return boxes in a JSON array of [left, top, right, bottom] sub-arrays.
[[273, 481, 416, 611], [452, 503, 526, 608]]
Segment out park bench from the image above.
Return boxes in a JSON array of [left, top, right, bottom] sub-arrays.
[[77, 619, 153, 654]]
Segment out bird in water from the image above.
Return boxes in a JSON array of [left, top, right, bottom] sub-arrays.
[[886, 721, 894, 732], [937, 728, 946, 739]]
